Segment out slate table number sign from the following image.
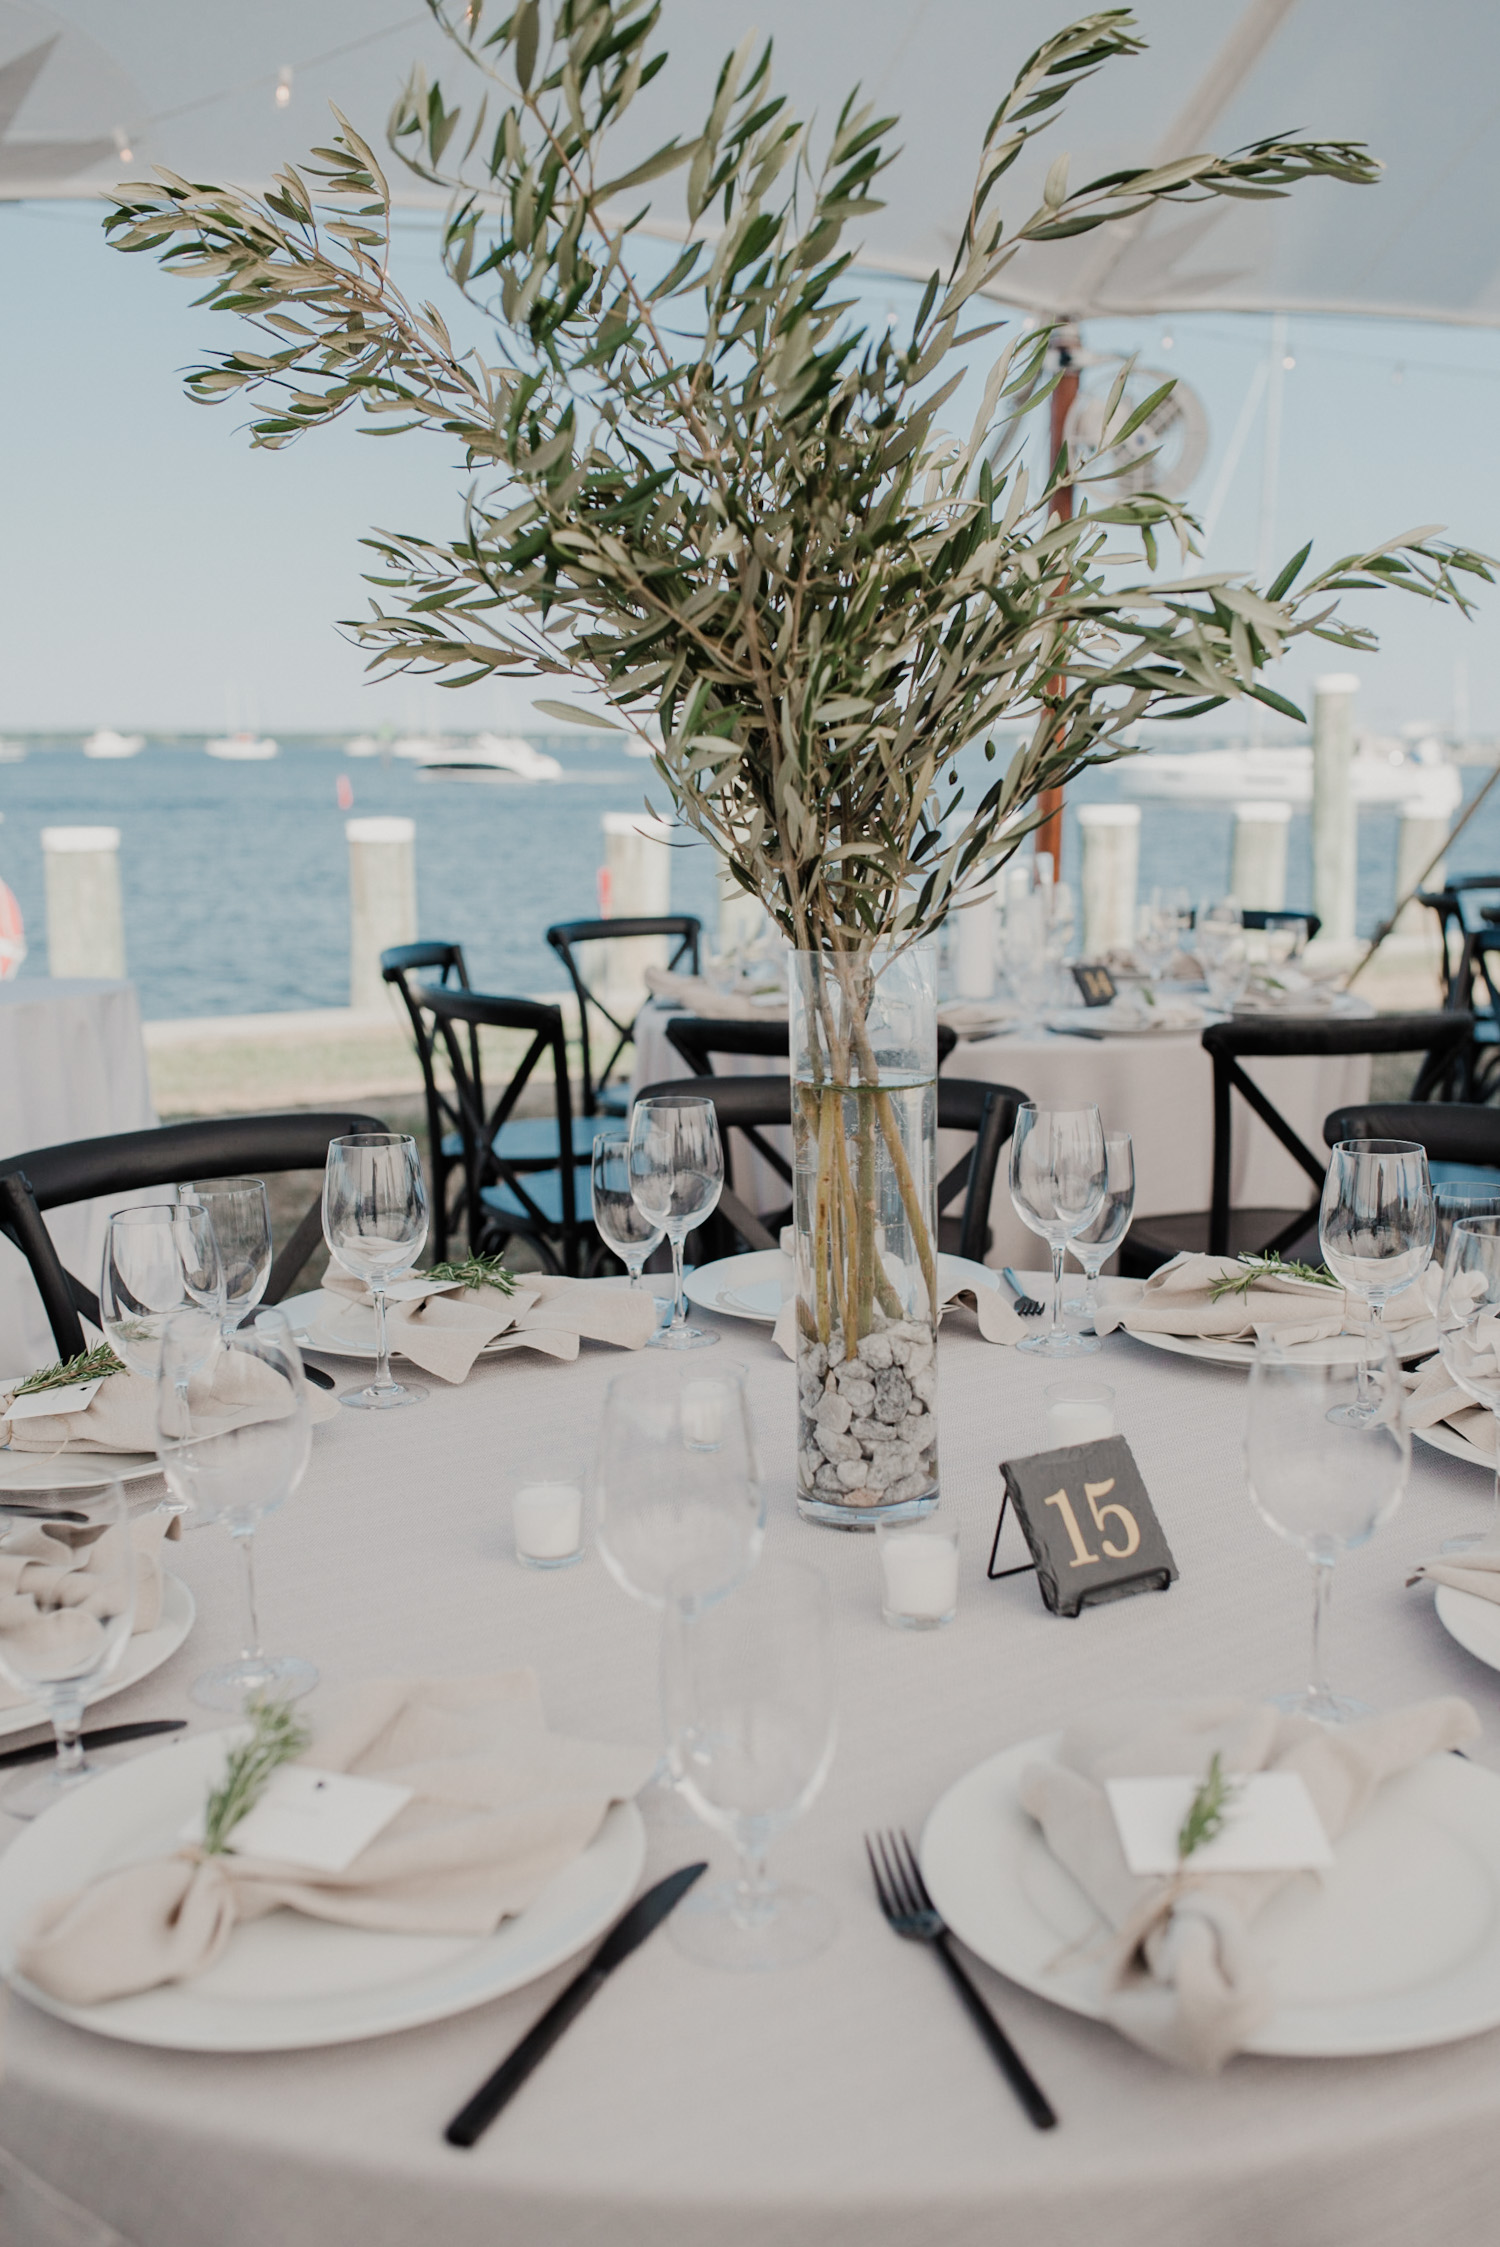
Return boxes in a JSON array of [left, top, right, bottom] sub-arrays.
[[989, 1435, 1177, 1617], [1070, 962, 1117, 1007]]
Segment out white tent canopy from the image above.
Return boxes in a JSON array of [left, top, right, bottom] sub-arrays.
[[4, 0, 1499, 325]]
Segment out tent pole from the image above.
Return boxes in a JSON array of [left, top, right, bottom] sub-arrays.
[[1036, 325, 1079, 878], [1343, 757, 1500, 988]]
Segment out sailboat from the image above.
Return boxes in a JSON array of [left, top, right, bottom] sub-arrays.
[[83, 730, 145, 759], [205, 732, 279, 761]]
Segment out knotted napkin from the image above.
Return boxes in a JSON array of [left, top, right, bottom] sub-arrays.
[[322, 1271, 657, 1382], [642, 966, 786, 1018], [1402, 1351, 1496, 1459], [1094, 1252, 1436, 1348], [0, 1353, 337, 1457], [16, 1669, 655, 2006], [1020, 1694, 1479, 2073], [0, 1510, 177, 1711], [768, 1247, 1027, 1357]]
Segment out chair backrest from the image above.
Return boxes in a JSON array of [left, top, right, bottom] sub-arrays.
[[546, 916, 701, 1114], [420, 985, 583, 1271], [0, 1109, 389, 1359], [1199, 1012, 1472, 1256], [381, 941, 473, 1259], [1322, 1101, 1500, 1168], [664, 1015, 960, 1075], [1241, 909, 1322, 940]]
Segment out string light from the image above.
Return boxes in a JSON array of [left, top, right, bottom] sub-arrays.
[[1160, 330, 1174, 352], [275, 66, 293, 109], [112, 126, 133, 163], [1281, 352, 1296, 370]]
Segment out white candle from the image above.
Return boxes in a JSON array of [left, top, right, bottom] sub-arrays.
[[1046, 1395, 1114, 1447], [879, 1527, 959, 1627], [513, 1482, 584, 1566], [681, 1377, 727, 1449]]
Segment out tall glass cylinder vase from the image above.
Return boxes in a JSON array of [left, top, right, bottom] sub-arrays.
[[791, 944, 939, 1528]]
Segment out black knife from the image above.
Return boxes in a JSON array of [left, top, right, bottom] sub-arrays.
[[445, 1861, 708, 2148], [0, 1718, 187, 1770]]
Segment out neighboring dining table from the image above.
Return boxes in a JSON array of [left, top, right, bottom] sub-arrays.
[[630, 1002, 1370, 1268], [0, 978, 156, 1372], [2, 1305, 1498, 2247]]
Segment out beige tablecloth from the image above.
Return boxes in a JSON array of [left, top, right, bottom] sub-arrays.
[[1, 1308, 1497, 2247]]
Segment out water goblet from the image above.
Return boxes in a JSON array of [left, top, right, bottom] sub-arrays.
[[1244, 1336, 1408, 1722], [662, 1556, 838, 1971], [1009, 1104, 1107, 1356], [0, 1479, 136, 1819], [182, 1177, 273, 1332], [157, 1308, 317, 1710], [591, 1133, 665, 1296], [628, 1096, 724, 1350], [1319, 1137, 1434, 1422], [322, 1132, 429, 1409], [1067, 1131, 1135, 1344], [1436, 1215, 1500, 1553]]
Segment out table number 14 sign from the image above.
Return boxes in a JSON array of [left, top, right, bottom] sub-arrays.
[[989, 1435, 1177, 1617]]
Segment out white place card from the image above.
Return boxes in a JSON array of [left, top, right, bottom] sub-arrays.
[[1106, 1771, 1334, 1877], [382, 1276, 464, 1302], [182, 1768, 413, 1872], [7, 1379, 103, 1421]]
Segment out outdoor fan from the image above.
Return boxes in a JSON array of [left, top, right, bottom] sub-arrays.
[[1064, 365, 1210, 500]]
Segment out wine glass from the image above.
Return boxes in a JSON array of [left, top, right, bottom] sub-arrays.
[[0, 1479, 136, 1818], [662, 1557, 838, 1971], [1067, 1131, 1135, 1344], [1434, 1183, 1500, 1268], [1244, 1336, 1409, 1723], [322, 1132, 429, 1409], [1436, 1215, 1500, 1553], [593, 1358, 764, 1612], [591, 1133, 665, 1295], [1008, 1104, 1107, 1356], [100, 1203, 224, 1378], [183, 1177, 272, 1331], [156, 1308, 317, 1710], [1197, 901, 1249, 1011], [1319, 1138, 1434, 1423], [628, 1096, 724, 1350]]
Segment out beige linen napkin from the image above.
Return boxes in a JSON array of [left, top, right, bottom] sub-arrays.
[[0, 1511, 177, 1711], [323, 1271, 657, 1381], [1094, 1252, 1435, 1347], [642, 966, 786, 1019], [771, 1261, 1026, 1355], [1403, 1353, 1496, 1458], [0, 1352, 336, 1456], [17, 1669, 655, 2006], [1020, 1694, 1479, 2073]]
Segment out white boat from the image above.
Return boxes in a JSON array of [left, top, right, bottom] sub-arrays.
[[392, 734, 444, 762], [416, 733, 563, 782], [205, 733, 279, 762], [344, 735, 382, 759], [83, 730, 145, 760], [1119, 739, 1461, 815], [0, 740, 24, 763]]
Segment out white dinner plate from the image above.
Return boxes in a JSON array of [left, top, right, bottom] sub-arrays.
[[0, 1728, 647, 2051], [1414, 1421, 1492, 1472], [922, 1733, 1500, 2058], [277, 1286, 521, 1365], [682, 1251, 1003, 1325], [0, 1445, 166, 1492], [0, 1574, 194, 1741], [1435, 1585, 1500, 1675], [1121, 1311, 1439, 1372]]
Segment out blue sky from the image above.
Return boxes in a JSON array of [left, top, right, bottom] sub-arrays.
[[3, 195, 1499, 739]]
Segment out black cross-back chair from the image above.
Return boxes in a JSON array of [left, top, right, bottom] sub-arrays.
[[0, 1110, 389, 1362], [663, 1016, 961, 1074], [1122, 1011, 1473, 1277], [634, 1073, 1023, 1264], [421, 985, 594, 1277], [546, 915, 702, 1118], [1241, 909, 1322, 939], [1323, 1100, 1500, 1189], [383, 940, 596, 1258], [1415, 878, 1500, 1098]]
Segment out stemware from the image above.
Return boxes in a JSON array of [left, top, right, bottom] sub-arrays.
[[662, 1557, 838, 1971], [1319, 1137, 1434, 1422], [1436, 1215, 1500, 1553], [628, 1096, 724, 1350], [593, 1358, 765, 1612], [322, 1132, 429, 1409], [1008, 1104, 1107, 1356], [183, 1177, 273, 1331], [591, 1133, 665, 1293], [156, 1308, 317, 1710], [1434, 1183, 1500, 1268], [1066, 1131, 1135, 1344], [0, 1478, 136, 1819], [100, 1203, 224, 1378], [1244, 1337, 1409, 1723], [1197, 901, 1249, 1011]]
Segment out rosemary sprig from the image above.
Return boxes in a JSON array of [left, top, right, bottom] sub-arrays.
[[201, 1696, 311, 1855], [1177, 1752, 1240, 1864], [14, 1343, 126, 1397], [1207, 1251, 1339, 1302], [425, 1254, 517, 1295]]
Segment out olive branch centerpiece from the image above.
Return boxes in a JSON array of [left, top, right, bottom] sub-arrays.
[[105, 2, 1490, 1400]]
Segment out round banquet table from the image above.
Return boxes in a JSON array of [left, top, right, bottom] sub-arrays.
[[4, 1308, 1500, 2247], [0, 978, 156, 1373], [629, 1004, 1370, 1269]]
